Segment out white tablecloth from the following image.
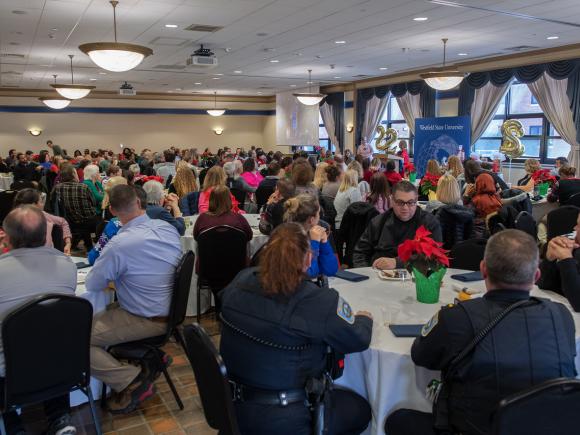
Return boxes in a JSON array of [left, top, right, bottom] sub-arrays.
[[180, 214, 269, 316], [0, 174, 13, 190], [71, 257, 114, 406], [531, 196, 558, 221], [330, 267, 580, 435]]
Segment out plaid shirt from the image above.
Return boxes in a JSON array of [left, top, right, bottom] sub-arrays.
[[54, 182, 96, 223]]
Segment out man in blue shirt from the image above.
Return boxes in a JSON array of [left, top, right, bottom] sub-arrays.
[[86, 185, 182, 414]]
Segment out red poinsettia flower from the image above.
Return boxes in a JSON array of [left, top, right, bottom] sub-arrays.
[[141, 175, 165, 184], [531, 169, 557, 186], [397, 225, 450, 274], [404, 162, 416, 173], [419, 173, 440, 195]]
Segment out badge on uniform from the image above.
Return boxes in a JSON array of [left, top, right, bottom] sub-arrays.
[[421, 312, 439, 337], [337, 297, 355, 324]]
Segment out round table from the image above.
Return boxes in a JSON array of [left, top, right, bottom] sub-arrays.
[[329, 267, 580, 435], [180, 214, 269, 316]]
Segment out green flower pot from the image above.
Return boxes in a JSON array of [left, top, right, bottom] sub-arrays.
[[409, 172, 417, 183], [538, 182, 549, 196], [413, 267, 446, 304]]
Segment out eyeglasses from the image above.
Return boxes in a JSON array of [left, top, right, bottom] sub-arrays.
[[394, 199, 417, 207]]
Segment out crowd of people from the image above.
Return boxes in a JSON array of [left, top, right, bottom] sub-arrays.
[[1, 140, 580, 435]]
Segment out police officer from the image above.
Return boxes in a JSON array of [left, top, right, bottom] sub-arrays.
[[385, 229, 577, 435], [219, 223, 373, 435]]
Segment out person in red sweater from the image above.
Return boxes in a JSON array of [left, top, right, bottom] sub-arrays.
[[384, 160, 402, 186]]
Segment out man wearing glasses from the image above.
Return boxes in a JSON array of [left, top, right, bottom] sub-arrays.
[[353, 181, 442, 270]]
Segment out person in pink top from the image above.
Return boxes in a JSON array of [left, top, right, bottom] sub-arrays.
[[240, 158, 263, 189], [12, 188, 72, 254], [199, 166, 241, 214]]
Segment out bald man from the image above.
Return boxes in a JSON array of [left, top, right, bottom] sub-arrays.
[[0, 205, 77, 435]]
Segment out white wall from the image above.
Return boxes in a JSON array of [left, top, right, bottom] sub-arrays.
[[0, 96, 276, 155]]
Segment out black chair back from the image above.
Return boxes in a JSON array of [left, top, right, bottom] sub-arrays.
[[566, 192, 580, 208], [339, 202, 380, 266], [319, 194, 337, 232], [547, 206, 580, 240], [450, 238, 487, 271], [166, 251, 195, 335], [435, 206, 474, 250], [514, 211, 537, 239], [492, 378, 580, 435], [183, 323, 240, 435], [255, 183, 275, 212], [197, 225, 248, 290], [51, 224, 65, 252], [0, 190, 17, 226], [230, 187, 246, 209], [2, 295, 93, 407]]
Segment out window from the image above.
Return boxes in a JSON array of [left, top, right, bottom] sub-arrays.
[[318, 112, 335, 152], [474, 83, 571, 163], [373, 96, 413, 153]]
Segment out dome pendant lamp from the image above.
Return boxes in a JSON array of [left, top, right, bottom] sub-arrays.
[[50, 55, 95, 99], [293, 69, 326, 105], [421, 39, 466, 91], [39, 75, 72, 109], [206, 91, 227, 117]]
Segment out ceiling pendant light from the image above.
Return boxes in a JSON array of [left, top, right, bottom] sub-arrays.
[[39, 75, 72, 109], [79, 1, 153, 72], [420, 38, 466, 91], [293, 69, 326, 105], [51, 55, 95, 99], [206, 91, 226, 117]]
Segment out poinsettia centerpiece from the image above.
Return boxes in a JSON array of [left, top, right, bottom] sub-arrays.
[[531, 169, 556, 187], [419, 173, 440, 196]]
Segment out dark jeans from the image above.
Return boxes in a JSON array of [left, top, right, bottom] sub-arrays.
[[385, 409, 438, 435], [235, 387, 371, 435], [0, 379, 70, 435]]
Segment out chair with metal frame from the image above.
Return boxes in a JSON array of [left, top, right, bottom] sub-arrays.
[[100, 251, 195, 411], [1, 294, 101, 435]]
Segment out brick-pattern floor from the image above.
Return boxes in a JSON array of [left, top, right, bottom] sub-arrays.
[[20, 317, 220, 435]]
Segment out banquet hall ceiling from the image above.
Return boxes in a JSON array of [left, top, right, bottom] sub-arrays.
[[1, 0, 580, 96]]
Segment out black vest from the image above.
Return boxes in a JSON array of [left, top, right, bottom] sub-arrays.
[[446, 297, 576, 435]]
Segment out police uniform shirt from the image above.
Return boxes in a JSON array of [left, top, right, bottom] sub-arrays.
[[219, 267, 373, 391]]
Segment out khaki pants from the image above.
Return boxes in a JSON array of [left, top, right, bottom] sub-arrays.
[[90, 306, 167, 392]]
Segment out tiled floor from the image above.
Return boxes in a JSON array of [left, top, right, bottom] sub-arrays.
[[20, 317, 220, 435]]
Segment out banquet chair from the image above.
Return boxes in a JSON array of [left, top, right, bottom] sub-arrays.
[[1, 294, 101, 435], [51, 224, 65, 252], [491, 378, 580, 435], [196, 225, 248, 323], [546, 206, 580, 241], [565, 192, 580, 208], [101, 251, 195, 411], [450, 239, 487, 271], [0, 190, 17, 227], [230, 187, 246, 210], [514, 211, 537, 240], [182, 323, 241, 435], [255, 183, 274, 213]]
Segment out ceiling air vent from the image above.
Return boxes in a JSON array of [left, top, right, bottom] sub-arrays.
[[352, 74, 370, 78], [184, 24, 223, 33], [153, 64, 186, 70], [503, 45, 539, 52], [0, 53, 25, 59], [0, 71, 23, 75]]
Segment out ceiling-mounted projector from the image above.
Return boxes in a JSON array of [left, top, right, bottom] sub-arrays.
[[119, 81, 136, 96], [186, 44, 218, 67]]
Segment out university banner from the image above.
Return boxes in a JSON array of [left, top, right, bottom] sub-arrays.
[[414, 116, 471, 177]]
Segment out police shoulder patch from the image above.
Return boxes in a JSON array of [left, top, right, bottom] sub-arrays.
[[421, 312, 439, 337], [337, 297, 355, 324]]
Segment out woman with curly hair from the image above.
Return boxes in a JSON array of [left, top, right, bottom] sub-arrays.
[[169, 164, 198, 199]]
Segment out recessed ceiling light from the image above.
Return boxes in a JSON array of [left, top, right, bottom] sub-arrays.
[[99, 72, 107, 75], [257, 92, 263, 95], [334, 76, 341, 79], [379, 67, 388, 70], [212, 77, 220, 80], [458, 53, 468, 56], [290, 84, 297, 87], [270, 59, 279, 63], [51, 28, 59, 32], [413, 17, 428, 21], [89, 78, 97, 81], [547, 36, 559, 40], [335, 40, 346, 44], [194, 82, 202, 85], [234, 70, 242, 73], [165, 24, 178, 28], [214, 73, 224, 76], [175, 88, 182, 90]]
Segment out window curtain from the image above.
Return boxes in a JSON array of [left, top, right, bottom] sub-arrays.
[[470, 81, 511, 145], [319, 92, 344, 152], [396, 92, 421, 135], [360, 95, 389, 147], [319, 103, 338, 151], [528, 74, 580, 168]]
